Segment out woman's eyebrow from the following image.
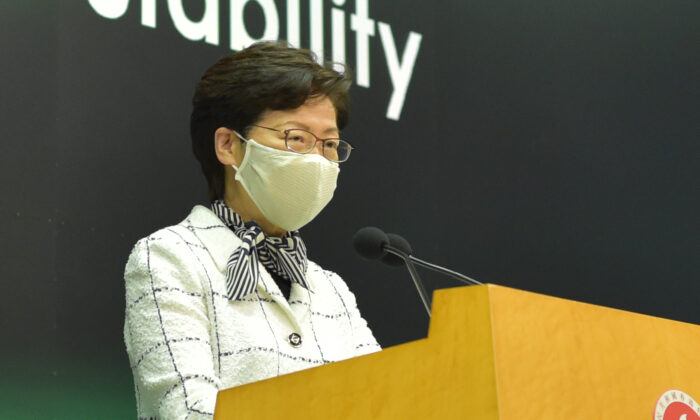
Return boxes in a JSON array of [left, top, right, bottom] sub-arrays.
[[278, 120, 339, 136], [276, 120, 309, 130]]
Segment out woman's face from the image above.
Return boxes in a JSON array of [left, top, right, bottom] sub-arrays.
[[216, 95, 340, 236]]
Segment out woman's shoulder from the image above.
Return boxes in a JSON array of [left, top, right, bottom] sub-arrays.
[[127, 206, 213, 253], [123, 205, 232, 294], [125, 205, 242, 278]]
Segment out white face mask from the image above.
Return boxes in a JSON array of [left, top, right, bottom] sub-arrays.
[[231, 135, 340, 231]]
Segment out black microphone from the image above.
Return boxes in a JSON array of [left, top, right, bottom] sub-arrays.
[[352, 226, 390, 260], [353, 227, 432, 316]]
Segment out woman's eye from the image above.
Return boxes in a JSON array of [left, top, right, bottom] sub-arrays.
[[324, 140, 339, 149]]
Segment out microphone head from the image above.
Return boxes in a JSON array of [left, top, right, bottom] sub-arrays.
[[353, 226, 389, 260], [381, 233, 413, 266]]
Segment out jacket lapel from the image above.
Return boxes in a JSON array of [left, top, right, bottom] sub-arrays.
[[183, 205, 241, 273]]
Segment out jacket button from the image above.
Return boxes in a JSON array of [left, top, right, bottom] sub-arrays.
[[288, 332, 302, 348]]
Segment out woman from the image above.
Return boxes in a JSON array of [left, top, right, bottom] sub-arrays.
[[124, 41, 380, 419]]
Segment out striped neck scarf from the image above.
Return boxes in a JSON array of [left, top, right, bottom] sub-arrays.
[[211, 200, 310, 300]]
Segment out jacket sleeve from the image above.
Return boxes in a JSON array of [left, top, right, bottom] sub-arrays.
[[327, 271, 382, 356], [124, 230, 220, 419]]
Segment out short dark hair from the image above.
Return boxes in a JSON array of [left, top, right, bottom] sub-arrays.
[[190, 41, 352, 202]]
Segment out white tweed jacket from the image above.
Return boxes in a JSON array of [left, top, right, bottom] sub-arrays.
[[124, 205, 381, 419]]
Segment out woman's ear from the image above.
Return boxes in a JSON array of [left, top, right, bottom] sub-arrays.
[[214, 127, 244, 166]]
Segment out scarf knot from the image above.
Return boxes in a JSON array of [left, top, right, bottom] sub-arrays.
[[211, 200, 309, 300]]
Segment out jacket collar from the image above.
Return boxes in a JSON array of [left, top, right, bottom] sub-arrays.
[[180, 205, 242, 273]]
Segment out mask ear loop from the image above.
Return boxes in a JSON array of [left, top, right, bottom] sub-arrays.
[[233, 130, 249, 144], [231, 130, 249, 171]]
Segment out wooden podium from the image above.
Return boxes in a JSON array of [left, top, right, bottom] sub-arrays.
[[215, 285, 700, 419]]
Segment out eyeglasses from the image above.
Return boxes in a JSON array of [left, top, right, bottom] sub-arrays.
[[250, 124, 354, 163]]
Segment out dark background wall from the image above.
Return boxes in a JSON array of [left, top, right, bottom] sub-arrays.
[[1, 0, 698, 418]]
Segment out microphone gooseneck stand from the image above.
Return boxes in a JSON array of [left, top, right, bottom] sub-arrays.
[[407, 255, 482, 286], [353, 226, 482, 319], [384, 247, 432, 317]]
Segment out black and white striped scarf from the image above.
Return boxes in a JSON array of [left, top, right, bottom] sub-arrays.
[[211, 200, 310, 300]]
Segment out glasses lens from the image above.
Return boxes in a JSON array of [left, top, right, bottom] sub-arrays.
[[285, 129, 316, 153], [322, 139, 352, 162]]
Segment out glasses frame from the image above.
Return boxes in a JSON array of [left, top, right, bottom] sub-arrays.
[[249, 124, 355, 162]]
